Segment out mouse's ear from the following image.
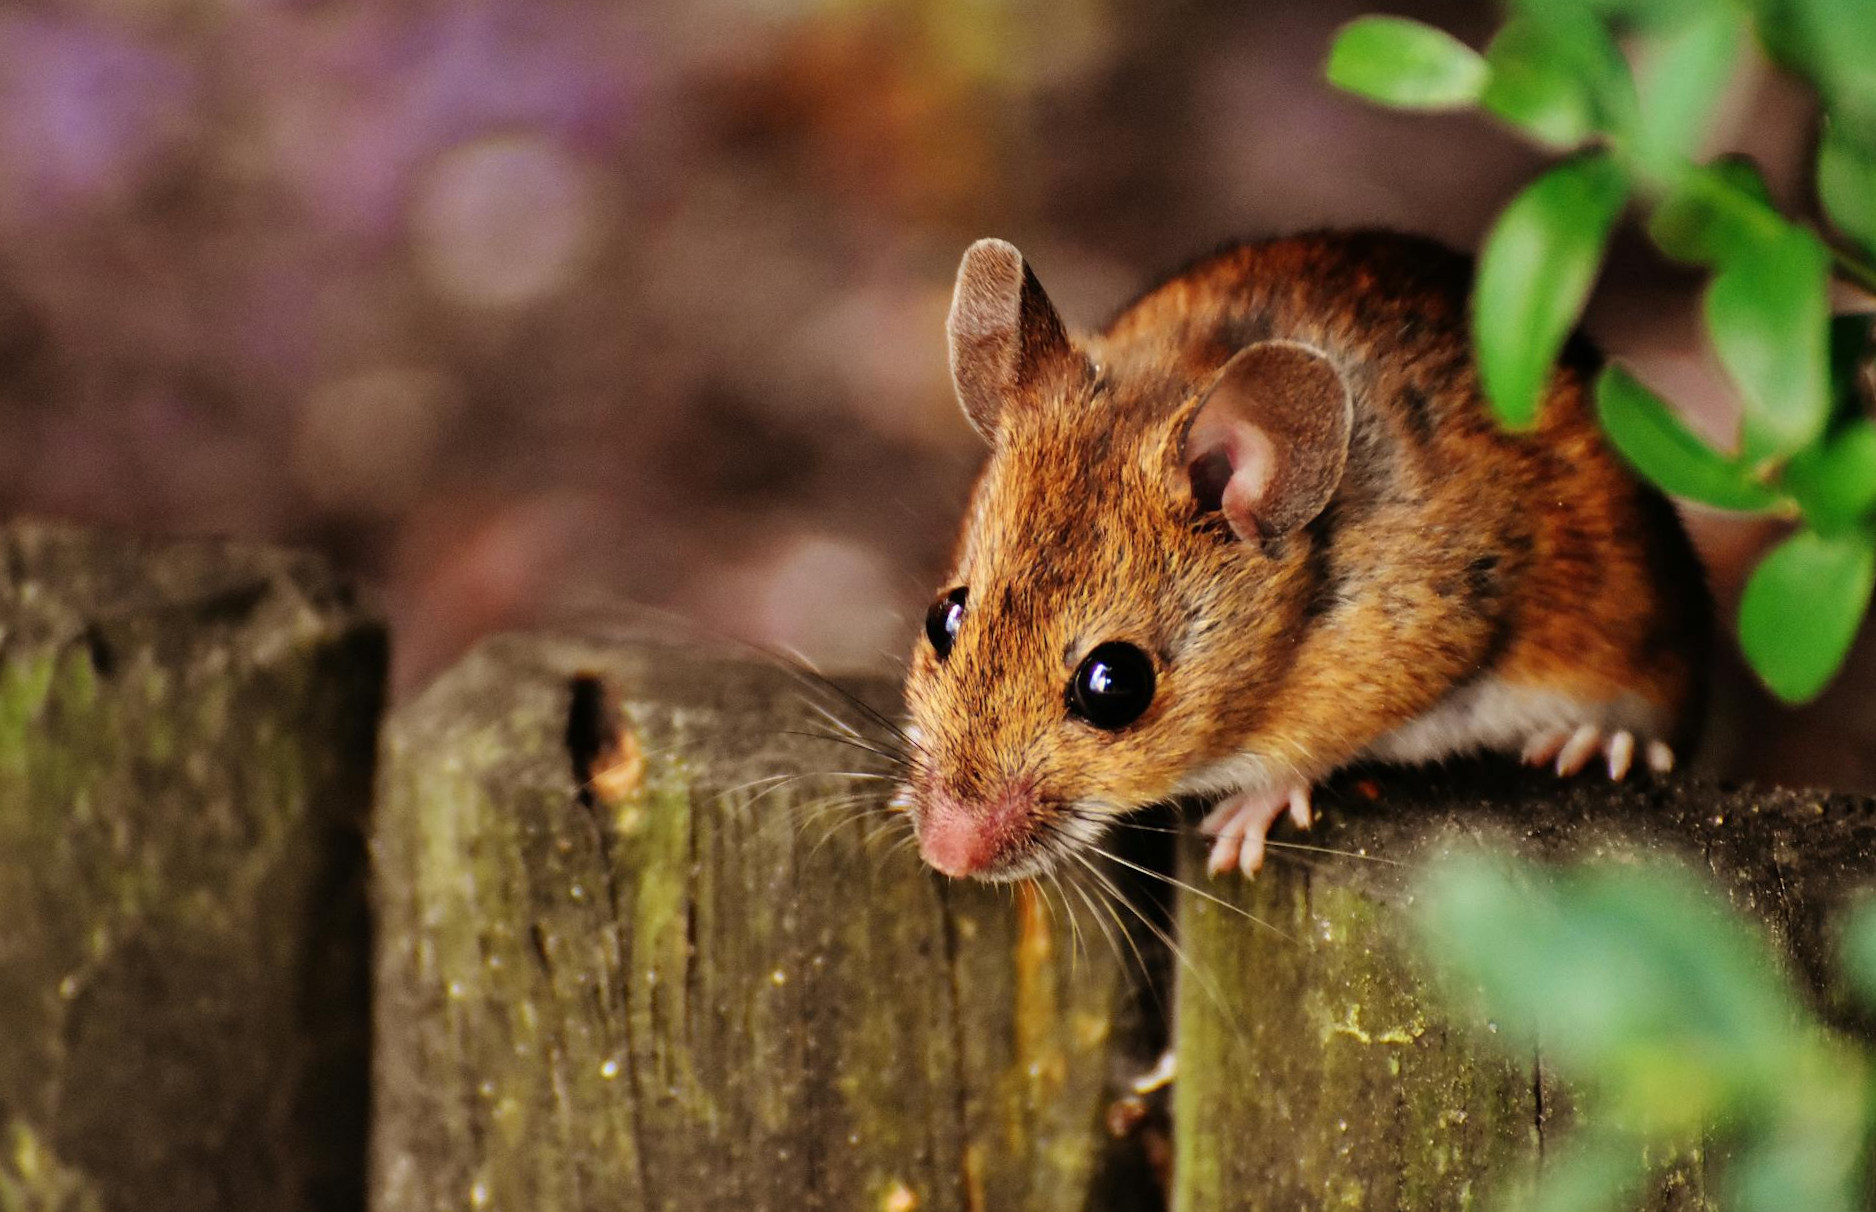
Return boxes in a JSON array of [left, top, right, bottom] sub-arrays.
[[947, 239, 1085, 441], [1179, 341, 1352, 543]]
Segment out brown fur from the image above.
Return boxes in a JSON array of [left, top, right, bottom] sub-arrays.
[[904, 231, 1710, 878]]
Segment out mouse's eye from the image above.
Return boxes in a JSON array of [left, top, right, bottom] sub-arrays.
[[1067, 642, 1156, 730], [925, 587, 968, 661]]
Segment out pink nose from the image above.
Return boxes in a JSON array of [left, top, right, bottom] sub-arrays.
[[917, 786, 1034, 878]]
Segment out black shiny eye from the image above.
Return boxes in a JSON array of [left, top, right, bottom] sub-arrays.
[[1067, 642, 1156, 730], [925, 587, 968, 660]]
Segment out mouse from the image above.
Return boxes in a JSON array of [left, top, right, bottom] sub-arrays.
[[896, 230, 1710, 882]]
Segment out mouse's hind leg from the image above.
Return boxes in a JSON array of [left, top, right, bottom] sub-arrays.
[[1364, 673, 1678, 781], [1520, 723, 1676, 779]]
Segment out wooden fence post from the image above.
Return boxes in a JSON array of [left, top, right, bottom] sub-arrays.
[[371, 632, 1166, 1212], [12, 519, 1868, 1212], [0, 520, 385, 1212], [1172, 764, 1876, 1211]]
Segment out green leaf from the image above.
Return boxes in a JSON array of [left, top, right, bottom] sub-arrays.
[[1629, 11, 1744, 178], [1325, 17, 1487, 110], [1729, 1114, 1866, 1212], [1505, 0, 1707, 32], [1785, 420, 1876, 533], [1704, 225, 1832, 463], [1516, 1131, 1647, 1212], [1819, 119, 1876, 256], [1417, 853, 1802, 1127], [1595, 366, 1779, 511], [1480, 16, 1632, 148], [1738, 525, 1876, 702], [1647, 158, 1781, 265], [1755, 0, 1876, 153], [1474, 154, 1629, 428], [1837, 896, 1876, 1007]]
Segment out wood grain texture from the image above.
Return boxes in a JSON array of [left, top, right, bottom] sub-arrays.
[[371, 632, 1165, 1212], [0, 520, 384, 1212], [1173, 762, 1876, 1212]]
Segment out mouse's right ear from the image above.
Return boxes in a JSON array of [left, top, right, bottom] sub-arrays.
[[947, 239, 1085, 442], [1178, 341, 1352, 544]]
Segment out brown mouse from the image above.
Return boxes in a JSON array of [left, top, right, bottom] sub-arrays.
[[896, 231, 1709, 882]]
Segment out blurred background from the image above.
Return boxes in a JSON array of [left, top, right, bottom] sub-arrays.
[[0, 0, 1868, 788]]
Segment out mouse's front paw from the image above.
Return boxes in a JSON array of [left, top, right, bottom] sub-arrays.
[[1521, 725, 1674, 780], [1200, 784, 1312, 878]]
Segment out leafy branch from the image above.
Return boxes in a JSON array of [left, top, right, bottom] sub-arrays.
[[1326, 0, 1876, 703]]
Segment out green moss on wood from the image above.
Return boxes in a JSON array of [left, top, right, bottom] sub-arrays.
[[1171, 765, 1876, 1212], [372, 634, 1160, 1212], [0, 521, 383, 1212]]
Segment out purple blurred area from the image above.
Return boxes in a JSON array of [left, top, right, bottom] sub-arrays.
[[1, 0, 1869, 787]]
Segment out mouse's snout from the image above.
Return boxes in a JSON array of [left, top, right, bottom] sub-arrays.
[[915, 782, 1039, 879]]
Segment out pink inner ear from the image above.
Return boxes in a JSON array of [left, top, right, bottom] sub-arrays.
[[1186, 409, 1275, 542]]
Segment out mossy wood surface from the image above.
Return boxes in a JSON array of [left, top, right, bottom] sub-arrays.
[[1174, 765, 1876, 1212], [0, 520, 385, 1212], [372, 632, 1164, 1212], [11, 520, 1876, 1212]]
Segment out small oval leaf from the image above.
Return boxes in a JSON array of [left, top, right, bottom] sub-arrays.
[[1326, 17, 1488, 110], [1474, 154, 1629, 428], [1784, 419, 1876, 533], [1630, 11, 1744, 176], [1738, 526, 1876, 703], [1506, 0, 1707, 31], [1704, 226, 1832, 464], [1595, 366, 1778, 511], [1756, 0, 1876, 156], [1647, 157, 1780, 266], [1819, 119, 1876, 257], [1479, 16, 1628, 148]]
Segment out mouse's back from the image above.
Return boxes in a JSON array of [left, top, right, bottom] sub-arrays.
[[901, 232, 1708, 883]]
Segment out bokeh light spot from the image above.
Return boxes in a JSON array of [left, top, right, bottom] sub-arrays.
[[411, 133, 598, 308]]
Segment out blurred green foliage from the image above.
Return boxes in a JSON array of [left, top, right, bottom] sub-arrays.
[[1416, 851, 1874, 1212], [1325, 0, 1876, 704]]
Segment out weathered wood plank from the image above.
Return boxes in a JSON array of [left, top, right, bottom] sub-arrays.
[[1173, 764, 1876, 1212], [371, 633, 1165, 1212], [0, 520, 385, 1212]]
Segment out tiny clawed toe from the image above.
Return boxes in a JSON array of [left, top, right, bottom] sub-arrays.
[[1527, 724, 1675, 781], [1553, 724, 1601, 776], [1286, 787, 1313, 829], [1646, 739, 1675, 774], [1206, 833, 1240, 877], [1604, 730, 1635, 780]]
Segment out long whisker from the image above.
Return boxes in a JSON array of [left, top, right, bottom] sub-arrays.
[[1040, 866, 1089, 976], [1074, 825, 1297, 945], [1063, 867, 1132, 979], [780, 667, 926, 759], [1063, 846, 1243, 1038], [724, 773, 866, 818], [1264, 839, 1401, 865], [799, 699, 902, 756], [1096, 811, 1400, 866], [778, 729, 908, 768], [1061, 849, 1156, 990]]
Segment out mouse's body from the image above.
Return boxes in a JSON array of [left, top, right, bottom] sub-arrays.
[[901, 231, 1709, 882]]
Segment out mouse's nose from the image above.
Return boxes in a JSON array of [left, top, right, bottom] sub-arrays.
[[916, 784, 1035, 878]]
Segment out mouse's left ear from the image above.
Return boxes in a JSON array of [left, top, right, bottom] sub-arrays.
[[947, 239, 1089, 442], [1179, 341, 1352, 543]]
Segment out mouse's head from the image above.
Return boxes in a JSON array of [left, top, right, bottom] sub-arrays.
[[900, 239, 1354, 881]]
